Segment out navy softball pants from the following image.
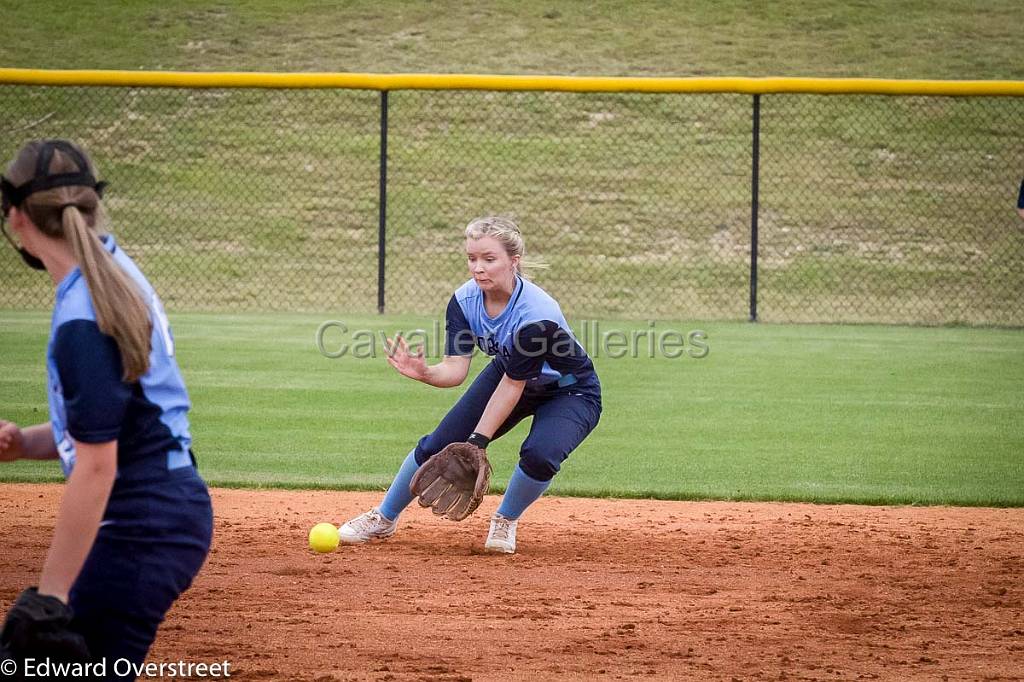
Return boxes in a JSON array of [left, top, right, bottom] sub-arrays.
[[69, 468, 213, 680], [414, 361, 602, 481]]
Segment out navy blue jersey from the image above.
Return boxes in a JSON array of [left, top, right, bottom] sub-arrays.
[[1018, 177, 1024, 209], [47, 235, 193, 485], [445, 276, 598, 390]]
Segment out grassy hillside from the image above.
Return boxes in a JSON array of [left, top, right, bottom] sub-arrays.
[[3, 1, 1022, 79], [1, 2, 1022, 323]]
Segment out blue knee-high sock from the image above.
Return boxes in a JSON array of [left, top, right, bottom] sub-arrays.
[[378, 450, 420, 521], [496, 465, 552, 520]]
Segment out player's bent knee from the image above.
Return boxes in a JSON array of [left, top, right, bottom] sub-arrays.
[[414, 434, 453, 465], [413, 439, 436, 466], [518, 446, 563, 482]]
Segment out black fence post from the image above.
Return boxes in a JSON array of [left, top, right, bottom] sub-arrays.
[[749, 94, 761, 323], [377, 90, 389, 314]]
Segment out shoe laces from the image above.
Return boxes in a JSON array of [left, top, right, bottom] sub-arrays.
[[491, 515, 515, 542], [352, 509, 386, 531]]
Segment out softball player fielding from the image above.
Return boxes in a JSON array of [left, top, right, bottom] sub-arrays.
[[339, 216, 602, 553]]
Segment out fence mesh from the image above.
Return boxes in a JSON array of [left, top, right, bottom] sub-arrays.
[[1, 84, 1022, 324], [760, 95, 1024, 325]]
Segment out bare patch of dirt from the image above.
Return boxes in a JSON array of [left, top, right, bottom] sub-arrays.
[[2, 485, 1022, 680]]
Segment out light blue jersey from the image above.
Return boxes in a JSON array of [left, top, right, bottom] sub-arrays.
[[47, 235, 193, 482], [445, 276, 598, 391]]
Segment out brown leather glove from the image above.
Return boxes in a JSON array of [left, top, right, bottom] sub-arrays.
[[409, 442, 491, 521]]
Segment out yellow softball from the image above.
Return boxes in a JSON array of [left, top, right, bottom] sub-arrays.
[[308, 522, 340, 553]]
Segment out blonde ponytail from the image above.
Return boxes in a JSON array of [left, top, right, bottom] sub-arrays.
[[6, 140, 152, 383], [63, 207, 152, 381]]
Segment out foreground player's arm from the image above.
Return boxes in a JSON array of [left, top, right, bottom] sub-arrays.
[[37, 438, 116, 603], [472, 374, 526, 439], [36, 319, 132, 602], [386, 335, 472, 388], [0, 421, 59, 461]]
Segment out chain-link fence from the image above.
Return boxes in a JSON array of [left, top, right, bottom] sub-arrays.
[[1, 81, 1022, 324]]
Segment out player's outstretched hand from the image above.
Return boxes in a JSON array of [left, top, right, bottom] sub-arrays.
[[409, 442, 491, 521], [0, 588, 92, 662], [385, 334, 429, 382], [0, 421, 24, 462]]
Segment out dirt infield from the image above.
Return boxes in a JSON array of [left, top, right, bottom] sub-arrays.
[[2, 485, 1023, 681]]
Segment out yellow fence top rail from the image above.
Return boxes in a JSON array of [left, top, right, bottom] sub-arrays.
[[1, 68, 1023, 96]]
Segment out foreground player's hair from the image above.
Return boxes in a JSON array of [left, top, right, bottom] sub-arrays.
[[6, 141, 151, 381]]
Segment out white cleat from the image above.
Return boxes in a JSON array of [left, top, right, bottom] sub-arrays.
[[484, 513, 518, 554], [338, 508, 397, 544]]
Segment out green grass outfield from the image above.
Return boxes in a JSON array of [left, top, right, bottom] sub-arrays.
[[2, 311, 1022, 506]]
